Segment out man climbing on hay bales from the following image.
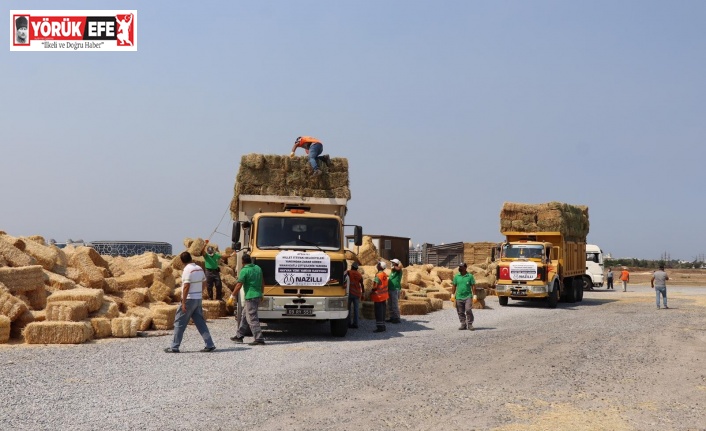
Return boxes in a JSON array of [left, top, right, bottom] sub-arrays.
[[165, 252, 216, 353], [201, 240, 231, 301], [289, 136, 331, 177], [451, 262, 476, 331]]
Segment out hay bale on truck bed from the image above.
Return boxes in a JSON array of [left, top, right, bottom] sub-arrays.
[[229, 153, 351, 219], [500, 201, 589, 238]]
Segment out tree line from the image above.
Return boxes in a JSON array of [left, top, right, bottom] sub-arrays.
[[605, 258, 705, 269]]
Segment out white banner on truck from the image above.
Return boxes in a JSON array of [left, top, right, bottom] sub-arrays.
[[275, 251, 330, 286], [509, 261, 538, 281]]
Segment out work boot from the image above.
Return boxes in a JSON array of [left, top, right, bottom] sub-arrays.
[[322, 154, 331, 167], [458, 324, 467, 330], [468, 324, 476, 331], [373, 327, 386, 333]]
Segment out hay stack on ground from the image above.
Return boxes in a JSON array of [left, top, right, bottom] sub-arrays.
[[0, 265, 46, 294], [202, 300, 226, 319], [43, 270, 78, 292], [18, 236, 58, 271], [399, 300, 429, 315], [0, 315, 10, 343], [111, 317, 139, 338], [89, 317, 112, 339], [0, 286, 29, 321], [24, 321, 93, 344], [148, 280, 173, 303], [0, 235, 35, 267], [90, 299, 120, 319], [151, 305, 177, 330], [500, 201, 589, 238], [45, 301, 89, 322], [463, 242, 496, 266], [46, 288, 104, 313], [230, 153, 351, 218], [126, 306, 153, 331]]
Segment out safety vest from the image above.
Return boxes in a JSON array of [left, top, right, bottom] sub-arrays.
[[620, 270, 630, 281], [346, 270, 363, 298], [296, 136, 321, 153], [370, 271, 389, 302]]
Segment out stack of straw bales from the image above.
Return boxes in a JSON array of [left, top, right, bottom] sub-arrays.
[[499, 201, 589, 239], [229, 153, 351, 219], [0, 230, 237, 345], [463, 242, 496, 266]]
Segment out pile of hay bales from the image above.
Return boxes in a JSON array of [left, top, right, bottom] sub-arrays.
[[0, 231, 235, 345], [500, 201, 589, 239], [230, 153, 351, 218], [463, 242, 496, 266]]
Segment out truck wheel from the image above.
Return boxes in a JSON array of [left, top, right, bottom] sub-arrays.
[[582, 277, 591, 290], [498, 296, 509, 306], [563, 279, 577, 303], [547, 283, 559, 308], [330, 318, 348, 337], [576, 279, 584, 302]]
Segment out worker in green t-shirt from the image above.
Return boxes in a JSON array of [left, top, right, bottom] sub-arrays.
[[228, 254, 265, 346], [451, 262, 476, 331], [201, 240, 230, 300], [386, 259, 403, 324]]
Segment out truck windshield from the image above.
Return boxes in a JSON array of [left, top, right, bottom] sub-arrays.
[[586, 252, 601, 263], [257, 217, 341, 250], [503, 244, 544, 259]]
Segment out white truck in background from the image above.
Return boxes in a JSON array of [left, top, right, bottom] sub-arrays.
[[585, 244, 604, 289]]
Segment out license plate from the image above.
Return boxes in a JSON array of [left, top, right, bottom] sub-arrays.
[[511, 289, 527, 296], [285, 309, 313, 316]]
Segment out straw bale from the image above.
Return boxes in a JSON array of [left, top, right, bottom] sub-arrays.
[[46, 287, 104, 313], [155, 267, 176, 290], [19, 237, 58, 270], [360, 301, 375, 320], [148, 280, 173, 303], [24, 321, 92, 344], [111, 317, 139, 338], [0, 289, 29, 321], [0, 315, 10, 343], [31, 310, 46, 322], [46, 301, 89, 322], [500, 201, 589, 238], [106, 256, 132, 278], [115, 270, 154, 291], [0, 235, 35, 267], [441, 279, 453, 288], [78, 246, 110, 270], [152, 305, 178, 330], [170, 254, 185, 271], [90, 299, 120, 319], [126, 306, 153, 331], [406, 271, 422, 286], [64, 267, 81, 284], [405, 296, 432, 313], [399, 300, 429, 315], [90, 317, 113, 339], [187, 238, 207, 257], [122, 288, 147, 306], [10, 309, 35, 339], [42, 269, 77, 292], [407, 283, 422, 292], [429, 298, 444, 311], [428, 291, 452, 301], [106, 295, 128, 313], [25, 286, 47, 310], [126, 252, 160, 270], [202, 300, 226, 320], [472, 296, 486, 309], [222, 274, 237, 290], [172, 287, 182, 303], [0, 265, 46, 294], [434, 268, 455, 281], [52, 246, 69, 272], [357, 236, 380, 266], [68, 251, 105, 289]]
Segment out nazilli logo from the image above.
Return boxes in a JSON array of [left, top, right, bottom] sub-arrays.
[[283, 274, 295, 285]]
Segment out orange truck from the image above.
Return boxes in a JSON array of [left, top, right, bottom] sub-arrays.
[[493, 202, 590, 308]]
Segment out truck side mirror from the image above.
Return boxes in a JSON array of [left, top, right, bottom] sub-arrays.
[[232, 222, 240, 247], [234, 242, 242, 252], [353, 225, 363, 246]]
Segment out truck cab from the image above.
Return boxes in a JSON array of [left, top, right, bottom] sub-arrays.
[[232, 195, 362, 337], [585, 244, 604, 289]]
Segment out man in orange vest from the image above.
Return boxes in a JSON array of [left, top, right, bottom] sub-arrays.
[[371, 261, 389, 333], [620, 267, 630, 292], [289, 136, 331, 177], [345, 262, 364, 329]]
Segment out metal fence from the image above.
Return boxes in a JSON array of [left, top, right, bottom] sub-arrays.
[[89, 241, 172, 257]]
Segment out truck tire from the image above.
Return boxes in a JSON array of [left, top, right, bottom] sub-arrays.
[[575, 278, 584, 302], [583, 276, 591, 290], [498, 296, 509, 306], [547, 283, 559, 308], [563, 279, 577, 303], [330, 318, 348, 337]]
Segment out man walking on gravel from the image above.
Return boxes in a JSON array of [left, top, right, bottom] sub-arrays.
[[229, 254, 266, 345], [620, 267, 630, 292], [165, 252, 216, 353], [452, 262, 475, 330], [651, 264, 670, 309]]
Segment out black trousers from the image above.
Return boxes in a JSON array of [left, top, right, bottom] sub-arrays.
[[374, 301, 386, 328], [205, 269, 223, 300]]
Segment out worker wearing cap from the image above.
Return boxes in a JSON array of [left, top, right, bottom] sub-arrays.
[[451, 262, 475, 330], [370, 261, 389, 333], [620, 267, 630, 292], [289, 136, 331, 177], [15, 16, 28, 44], [345, 262, 364, 328], [386, 259, 403, 324]]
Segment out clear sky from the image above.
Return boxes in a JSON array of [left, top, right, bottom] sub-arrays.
[[2, 1, 705, 261]]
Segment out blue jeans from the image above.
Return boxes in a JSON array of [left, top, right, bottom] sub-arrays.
[[348, 295, 360, 326], [171, 299, 215, 350], [308, 142, 323, 171], [655, 286, 667, 308]]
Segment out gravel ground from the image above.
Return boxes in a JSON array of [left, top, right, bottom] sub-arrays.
[[1, 284, 705, 431]]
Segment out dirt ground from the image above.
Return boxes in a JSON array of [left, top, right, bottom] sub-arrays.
[[618, 268, 706, 286]]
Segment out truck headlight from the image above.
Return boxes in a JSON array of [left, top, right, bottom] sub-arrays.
[[495, 285, 507, 292], [258, 297, 271, 310], [326, 298, 348, 310], [531, 286, 547, 294]]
